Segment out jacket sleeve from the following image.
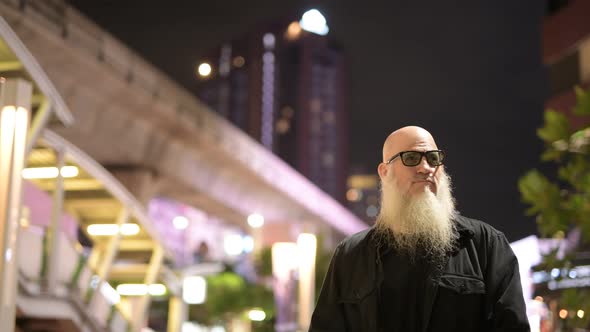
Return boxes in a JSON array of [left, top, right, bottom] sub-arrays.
[[486, 232, 530, 332], [309, 243, 348, 332]]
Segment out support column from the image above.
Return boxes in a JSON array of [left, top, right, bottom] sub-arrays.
[[166, 295, 187, 332], [297, 233, 317, 332], [25, 98, 51, 156], [46, 147, 65, 291], [88, 208, 128, 305], [0, 78, 32, 332], [133, 245, 164, 331]]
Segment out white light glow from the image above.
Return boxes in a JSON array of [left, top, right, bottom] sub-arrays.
[[578, 310, 585, 318], [101, 282, 121, 304], [87, 224, 119, 236], [197, 63, 212, 77], [173, 216, 189, 230], [183, 276, 206, 304], [224, 234, 244, 256], [248, 309, 266, 321], [210, 327, 225, 332], [299, 9, 329, 36], [242, 236, 254, 253], [87, 223, 140, 236], [120, 223, 140, 235], [116, 283, 166, 296], [22, 166, 79, 179], [247, 213, 264, 228], [117, 283, 147, 296], [148, 283, 167, 296]]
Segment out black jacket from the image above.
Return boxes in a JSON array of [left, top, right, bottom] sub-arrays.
[[310, 215, 530, 332]]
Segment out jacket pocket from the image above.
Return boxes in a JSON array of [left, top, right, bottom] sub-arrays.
[[337, 284, 376, 303], [438, 274, 486, 295]]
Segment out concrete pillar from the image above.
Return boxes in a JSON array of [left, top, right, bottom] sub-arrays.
[[46, 147, 65, 291], [88, 208, 128, 305], [166, 296, 187, 332], [0, 78, 32, 331], [133, 245, 164, 331]]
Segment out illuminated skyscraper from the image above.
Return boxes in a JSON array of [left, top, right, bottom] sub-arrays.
[[196, 12, 349, 203]]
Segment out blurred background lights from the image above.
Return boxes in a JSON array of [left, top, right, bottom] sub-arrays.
[[197, 62, 212, 77], [183, 276, 206, 304], [248, 309, 266, 321], [578, 310, 585, 319], [247, 213, 264, 228], [173, 215, 189, 230], [286, 21, 302, 40], [346, 188, 362, 202], [242, 235, 254, 253], [559, 309, 568, 319], [366, 205, 378, 218], [224, 233, 244, 256], [232, 56, 245, 68], [299, 9, 329, 35]]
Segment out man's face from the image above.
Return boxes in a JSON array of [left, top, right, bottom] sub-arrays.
[[384, 139, 444, 197]]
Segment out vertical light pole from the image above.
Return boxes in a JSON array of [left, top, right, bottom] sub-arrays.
[[0, 77, 32, 331], [297, 233, 317, 331]]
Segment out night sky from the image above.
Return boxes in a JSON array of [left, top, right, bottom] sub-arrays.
[[69, 0, 548, 242]]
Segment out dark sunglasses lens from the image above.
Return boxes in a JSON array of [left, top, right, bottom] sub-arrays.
[[426, 151, 443, 166], [401, 152, 422, 166]]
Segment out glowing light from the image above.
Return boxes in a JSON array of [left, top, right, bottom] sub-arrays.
[[247, 213, 264, 228], [22, 166, 79, 179], [286, 21, 302, 40], [299, 9, 329, 36], [87, 224, 119, 236], [242, 236, 254, 253], [183, 276, 206, 304], [578, 310, 585, 318], [534, 296, 543, 302], [197, 63, 212, 77], [559, 309, 568, 319], [346, 188, 362, 202], [224, 234, 244, 256], [263, 33, 275, 49], [173, 216, 189, 230], [248, 309, 266, 321], [551, 268, 560, 278], [233, 56, 245, 68], [148, 284, 167, 296], [120, 223, 140, 235], [101, 282, 121, 304], [116, 283, 166, 296], [117, 284, 147, 296], [87, 223, 140, 236], [366, 205, 378, 218]]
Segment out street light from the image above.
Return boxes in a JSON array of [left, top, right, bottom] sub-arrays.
[[299, 9, 329, 36]]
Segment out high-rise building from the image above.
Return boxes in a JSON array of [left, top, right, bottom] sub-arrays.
[[196, 12, 349, 203]]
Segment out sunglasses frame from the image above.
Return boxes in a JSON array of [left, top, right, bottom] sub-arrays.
[[386, 150, 445, 167]]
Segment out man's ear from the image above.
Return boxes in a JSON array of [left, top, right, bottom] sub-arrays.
[[378, 163, 388, 180]]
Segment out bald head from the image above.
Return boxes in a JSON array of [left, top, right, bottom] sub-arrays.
[[382, 126, 438, 163]]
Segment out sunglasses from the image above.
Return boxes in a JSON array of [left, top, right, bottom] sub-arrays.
[[386, 150, 445, 167]]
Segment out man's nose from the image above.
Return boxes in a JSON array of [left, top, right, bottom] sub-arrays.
[[415, 156, 435, 174]]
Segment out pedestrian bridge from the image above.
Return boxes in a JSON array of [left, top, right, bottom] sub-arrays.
[[0, 0, 366, 331]]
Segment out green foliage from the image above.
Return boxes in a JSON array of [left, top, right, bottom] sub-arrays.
[[519, 87, 590, 241], [188, 271, 274, 326], [519, 87, 590, 324]]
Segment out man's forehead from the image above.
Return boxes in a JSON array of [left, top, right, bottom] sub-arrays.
[[383, 129, 438, 157]]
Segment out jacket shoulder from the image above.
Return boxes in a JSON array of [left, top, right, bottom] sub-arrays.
[[455, 215, 504, 238], [337, 228, 372, 255]]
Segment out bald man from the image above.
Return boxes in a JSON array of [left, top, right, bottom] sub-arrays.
[[310, 126, 529, 332]]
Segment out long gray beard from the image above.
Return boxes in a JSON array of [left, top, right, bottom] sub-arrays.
[[375, 171, 458, 262]]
